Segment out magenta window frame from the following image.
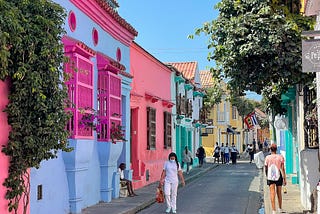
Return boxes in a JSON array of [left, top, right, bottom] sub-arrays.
[[63, 37, 95, 139]]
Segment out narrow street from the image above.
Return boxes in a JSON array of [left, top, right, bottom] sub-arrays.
[[138, 161, 263, 214]]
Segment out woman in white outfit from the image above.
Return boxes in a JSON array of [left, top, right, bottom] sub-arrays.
[[160, 152, 185, 214]]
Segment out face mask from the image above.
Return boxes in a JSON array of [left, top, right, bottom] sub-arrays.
[[170, 159, 175, 163]]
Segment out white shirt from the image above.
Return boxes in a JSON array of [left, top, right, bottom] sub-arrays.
[[224, 146, 230, 153], [118, 168, 124, 179], [231, 146, 237, 153], [220, 146, 225, 153], [163, 160, 181, 183]]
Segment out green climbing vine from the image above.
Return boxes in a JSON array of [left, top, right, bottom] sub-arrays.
[[0, 1, 71, 213]]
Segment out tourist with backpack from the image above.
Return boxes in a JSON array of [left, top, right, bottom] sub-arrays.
[[264, 143, 287, 214]]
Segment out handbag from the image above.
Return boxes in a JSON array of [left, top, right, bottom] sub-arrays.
[[190, 157, 193, 165], [156, 185, 164, 203]]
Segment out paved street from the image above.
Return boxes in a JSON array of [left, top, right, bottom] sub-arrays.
[[138, 161, 263, 214]]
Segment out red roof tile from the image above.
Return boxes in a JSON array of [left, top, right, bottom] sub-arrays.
[[166, 62, 198, 80], [94, 0, 138, 36], [199, 70, 214, 88]]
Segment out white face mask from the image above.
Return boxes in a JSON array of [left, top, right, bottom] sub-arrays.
[[169, 159, 175, 163]]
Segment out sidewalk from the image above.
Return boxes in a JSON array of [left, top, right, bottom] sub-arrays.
[[258, 150, 306, 214], [263, 174, 305, 214], [82, 161, 218, 214]]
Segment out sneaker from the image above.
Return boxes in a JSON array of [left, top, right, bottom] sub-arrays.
[[166, 208, 171, 213], [278, 208, 284, 213], [172, 210, 177, 214]]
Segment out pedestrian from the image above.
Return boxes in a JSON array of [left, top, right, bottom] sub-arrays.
[[263, 138, 269, 152], [264, 143, 287, 214], [252, 138, 257, 153], [182, 146, 192, 174], [220, 143, 225, 164], [196, 146, 206, 167], [258, 140, 263, 151], [213, 142, 220, 164], [247, 143, 254, 163], [230, 143, 238, 164], [160, 152, 185, 214], [118, 163, 137, 197], [224, 143, 230, 165]]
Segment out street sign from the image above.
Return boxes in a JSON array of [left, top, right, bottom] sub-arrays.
[[302, 38, 320, 72]]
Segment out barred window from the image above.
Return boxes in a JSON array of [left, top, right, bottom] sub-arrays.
[[163, 112, 172, 149], [232, 106, 237, 120], [304, 86, 318, 149], [147, 107, 156, 150], [63, 38, 94, 139]]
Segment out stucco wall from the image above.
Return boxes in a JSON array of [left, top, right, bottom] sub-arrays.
[[30, 154, 70, 214], [0, 80, 16, 214], [30, 1, 133, 213], [300, 149, 320, 210], [130, 43, 172, 188]]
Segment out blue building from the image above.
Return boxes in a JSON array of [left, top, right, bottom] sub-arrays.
[[30, 1, 137, 213]]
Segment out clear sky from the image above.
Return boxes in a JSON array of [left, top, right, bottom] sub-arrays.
[[116, 0, 262, 101]]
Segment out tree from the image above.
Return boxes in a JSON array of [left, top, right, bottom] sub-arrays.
[[190, 0, 314, 115], [0, 1, 71, 213]]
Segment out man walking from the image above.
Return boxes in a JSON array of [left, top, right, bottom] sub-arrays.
[[196, 146, 206, 167]]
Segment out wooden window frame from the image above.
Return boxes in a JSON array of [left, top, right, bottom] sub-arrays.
[[147, 107, 156, 150], [163, 111, 172, 149]]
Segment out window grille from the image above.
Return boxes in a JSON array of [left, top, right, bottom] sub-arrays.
[[304, 86, 318, 149], [63, 39, 94, 139], [163, 112, 172, 149], [147, 107, 156, 150], [232, 106, 237, 120]]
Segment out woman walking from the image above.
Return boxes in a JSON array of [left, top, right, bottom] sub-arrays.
[[213, 142, 220, 163], [182, 146, 192, 174], [160, 152, 185, 214], [264, 144, 287, 214]]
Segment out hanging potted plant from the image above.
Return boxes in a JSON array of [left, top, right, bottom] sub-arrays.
[[79, 107, 107, 133], [110, 122, 126, 144]]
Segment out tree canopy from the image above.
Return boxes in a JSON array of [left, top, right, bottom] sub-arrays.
[[191, 0, 314, 114]]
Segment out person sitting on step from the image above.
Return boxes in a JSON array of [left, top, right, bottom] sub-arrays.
[[118, 163, 137, 197]]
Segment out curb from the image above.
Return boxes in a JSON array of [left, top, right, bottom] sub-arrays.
[[122, 164, 219, 214]]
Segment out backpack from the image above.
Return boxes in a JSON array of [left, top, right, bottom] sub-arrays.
[[267, 164, 280, 181]]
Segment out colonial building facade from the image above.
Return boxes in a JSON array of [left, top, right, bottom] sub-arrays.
[[29, 1, 137, 213]]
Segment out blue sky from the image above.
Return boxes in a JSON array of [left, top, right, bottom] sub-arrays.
[[117, 0, 262, 101]]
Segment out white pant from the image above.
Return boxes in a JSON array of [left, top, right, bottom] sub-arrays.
[[164, 181, 178, 211]]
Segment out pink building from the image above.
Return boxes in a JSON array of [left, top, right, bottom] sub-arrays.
[[130, 42, 174, 189], [0, 81, 26, 214]]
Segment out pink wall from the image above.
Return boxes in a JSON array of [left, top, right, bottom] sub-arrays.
[[0, 80, 10, 213], [130, 42, 172, 188], [0, 80, 29, 214]]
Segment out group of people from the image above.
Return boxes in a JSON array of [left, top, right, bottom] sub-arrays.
[[119, 140, 285, 214], [213, 142, 239, 164], [118, 146, 204, 213]]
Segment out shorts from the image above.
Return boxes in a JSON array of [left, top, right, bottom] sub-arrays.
[[267, 173, 283, 186]]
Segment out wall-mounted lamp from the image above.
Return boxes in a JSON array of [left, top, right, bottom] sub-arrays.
[[176, 115, 184, 125]]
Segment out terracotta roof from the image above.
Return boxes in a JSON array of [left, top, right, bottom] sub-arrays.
[[254, 108, 267, 118], [94, 0, 138, 36], [199, 70, 214, 88], [166, 61, 198, 80]]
